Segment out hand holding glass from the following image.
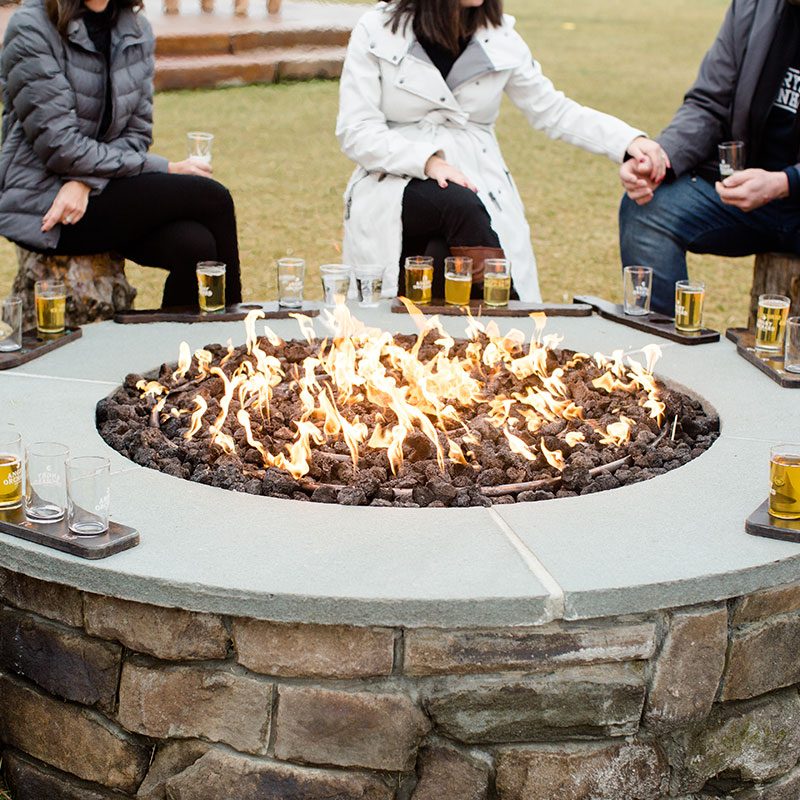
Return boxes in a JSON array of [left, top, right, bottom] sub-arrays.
[[719, 141, 745, 178], [187, 132, 214, 166]]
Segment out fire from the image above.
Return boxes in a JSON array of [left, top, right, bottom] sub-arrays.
[[141, 304, 666, 481]]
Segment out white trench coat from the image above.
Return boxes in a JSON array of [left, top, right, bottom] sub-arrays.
[[336, 6, 644, 301]]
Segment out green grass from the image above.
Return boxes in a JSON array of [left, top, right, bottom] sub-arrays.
[[0, 0, 750, 331]]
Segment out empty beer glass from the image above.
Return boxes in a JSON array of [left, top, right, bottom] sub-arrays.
[[355, 265, 384, 308], [786, 317, 800, 374], [0, 297, 22, 352], [277, 258, 305, 309], [25, 442, 69, 523], [187, 132, 214, 166], [66, 456, 111, 535], [623, 266, 653, 316], [320, 264, 352, 307]]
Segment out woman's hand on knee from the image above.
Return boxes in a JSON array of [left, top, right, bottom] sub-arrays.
[[626, 137, 670, 185], [168, 158, 213, 177], [425, 155, 478, 192], [41, 181, 91, 232]]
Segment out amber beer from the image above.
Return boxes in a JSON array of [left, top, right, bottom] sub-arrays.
[[404, 257, 433, 305], [674, 280, 705, 333], [34, 280, 66, 335], [444, 274, 471, 305], [755, 294, 790, 352], [770, 446, 800, 521], [0, 455, 22, 509], [197, 262, 226, 313], [484, 259, 512, 307]]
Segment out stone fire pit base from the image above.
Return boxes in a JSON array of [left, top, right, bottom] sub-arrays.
[[2, 567, 800, 799]]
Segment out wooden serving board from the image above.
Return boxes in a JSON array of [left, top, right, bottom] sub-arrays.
[[0, 507, 139, 559], [0, 328, 82, 371], [746, 500, 800, 544], [391, 299, 592, 317], [574, 296, 720, 345], [726, 328, 800, 389], [114, 301, 319, 324]]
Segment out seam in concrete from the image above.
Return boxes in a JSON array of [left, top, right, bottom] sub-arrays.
[[1, 371, 118, 388], [487, 507, 565, 620]]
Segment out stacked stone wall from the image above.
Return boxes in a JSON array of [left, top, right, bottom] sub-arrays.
[[1, 567, 800, 799]]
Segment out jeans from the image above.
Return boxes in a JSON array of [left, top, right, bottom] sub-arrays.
[[619, 174, 800, 315]]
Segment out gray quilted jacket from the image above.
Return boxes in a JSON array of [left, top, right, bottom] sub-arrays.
[[0, 0, 168, 250]]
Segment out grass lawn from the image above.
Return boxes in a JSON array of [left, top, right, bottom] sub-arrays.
[[0, 0, 749, 331]]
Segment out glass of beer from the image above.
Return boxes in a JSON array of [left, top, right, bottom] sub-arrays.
[[674, 280, 705, 333], [197, 261, 226, 313], [66, 456, 111, 536], [444, 256, 473, 306], [623, 266, 653, 316], [718, 141, 745, 178], [404, 256, 434, 305], [483, 259, 512, 308], [187, 132, 214, 166], [755, 294, 791, 352], [25, 442, 69, 523], [0, 297, 23, 352], [0, 426, 23, 510], [770, 444, 800, 521], [785, 317, 800, 374], [34, 280, 66, 336], [277, 257, 305, 309], [320, 264, 352, 307], [355, 265, 384, 308]]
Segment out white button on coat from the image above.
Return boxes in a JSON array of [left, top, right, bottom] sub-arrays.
[[336, 7, 644, 301]]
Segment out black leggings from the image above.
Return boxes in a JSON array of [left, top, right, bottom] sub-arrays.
[[52, 172, 241, 308], [401, 178, 502, 297]]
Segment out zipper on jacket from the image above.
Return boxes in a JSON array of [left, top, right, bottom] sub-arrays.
[[344, 172, 369, 220], [488, 191, 502, 211]]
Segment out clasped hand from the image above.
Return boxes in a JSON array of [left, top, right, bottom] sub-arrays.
[[619, 137, 671, 206]]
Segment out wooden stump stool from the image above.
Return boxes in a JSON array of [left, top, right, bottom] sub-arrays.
[[12, 247, 137, 330], [749, 253, 800, 328]]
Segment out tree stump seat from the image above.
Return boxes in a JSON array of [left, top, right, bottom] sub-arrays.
[[12, 246, 137, 330], [749, 252, 800, 328]]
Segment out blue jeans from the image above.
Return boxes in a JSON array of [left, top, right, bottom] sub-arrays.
[[619, 174, 800, 315]]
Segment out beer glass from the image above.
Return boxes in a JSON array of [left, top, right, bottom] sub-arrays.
[[755, 294, 790, 352], [0, 426, 23, 510], [444, 256, 473, 306], [785, 317, 800, 374], [623, 266, 653, 316], [718, 141, 745, 178], [674, 280, 705, 333], [0, 297, 22, 352], [355, 265, 383, 308], [277, 258, 305, 309], [483, 259, 512, 308], [187, 132, 214, 166], [404, 256, 434, 305], [197, 262, 226, 313], [25, 442, 69, 523], [34, 280, 66, 336], [770, 444, 800, 521], [66, 456, 111, 535], [320, 264, 352, 307]]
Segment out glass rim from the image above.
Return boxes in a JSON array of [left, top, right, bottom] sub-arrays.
[[66, 455, 110, 474], [187, 131, 214, 140], [771, 443, 800, 457], [27, 441, 69, 457], [676, 279, 705, 290], [277, 257, 306, 267], [758, 293, 790, 305], [405, 256, 434, 266], [34, 279, 65, 290], [3, 296, 22, 307], [355, 265, 384, 277], [719, 140, 745, 148], [319, 264, 352, 273], [623, 265, 653, 273], [0, 425, 21, 447]]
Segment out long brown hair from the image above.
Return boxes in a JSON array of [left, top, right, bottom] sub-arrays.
[[382, 0, 503, 54], [46, 0, 143, 38]]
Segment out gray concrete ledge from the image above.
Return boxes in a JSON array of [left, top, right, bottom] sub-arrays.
[[1, 306, 798, 626]]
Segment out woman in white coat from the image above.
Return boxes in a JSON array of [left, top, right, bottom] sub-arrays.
[[336, 0, 667, 302]]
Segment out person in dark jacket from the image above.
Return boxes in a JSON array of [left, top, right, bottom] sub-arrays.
[[0, 0, 242, 308], [618, 0, 800, 315]]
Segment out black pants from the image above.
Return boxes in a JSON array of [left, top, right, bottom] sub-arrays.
[[52, 173, 241, 308], [401, 179, 502, 298]]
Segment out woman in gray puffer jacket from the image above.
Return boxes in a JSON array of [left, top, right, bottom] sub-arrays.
[[0, 0, 242, 307]]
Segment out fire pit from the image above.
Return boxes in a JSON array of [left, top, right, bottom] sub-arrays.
[[98, 307, 718, 507], [0, 307, 799, 800]]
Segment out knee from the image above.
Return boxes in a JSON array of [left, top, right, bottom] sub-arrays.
[[177, 223, 218, 267], [199, 179, 236, 219], [439, 184, 490, 223]]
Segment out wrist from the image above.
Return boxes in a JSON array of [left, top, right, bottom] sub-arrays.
[[780, 167, 799, 200]]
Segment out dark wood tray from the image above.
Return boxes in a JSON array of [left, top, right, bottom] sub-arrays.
[[391, 299, 592, 317], [0, 507, 139, 559], [0, 328, 82, 371], [114, 301, 319, 324], [746, 499, 800, 543], [726, 328, 800, 389], [573, 296, 720, 345]]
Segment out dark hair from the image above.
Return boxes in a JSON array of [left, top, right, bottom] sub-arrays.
[[46, 0, 143, 38], [382, 0, 503, 54]]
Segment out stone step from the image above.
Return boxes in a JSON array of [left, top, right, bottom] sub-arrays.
[[154, 44, 346, 90], [155, 24, 353, 57]]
